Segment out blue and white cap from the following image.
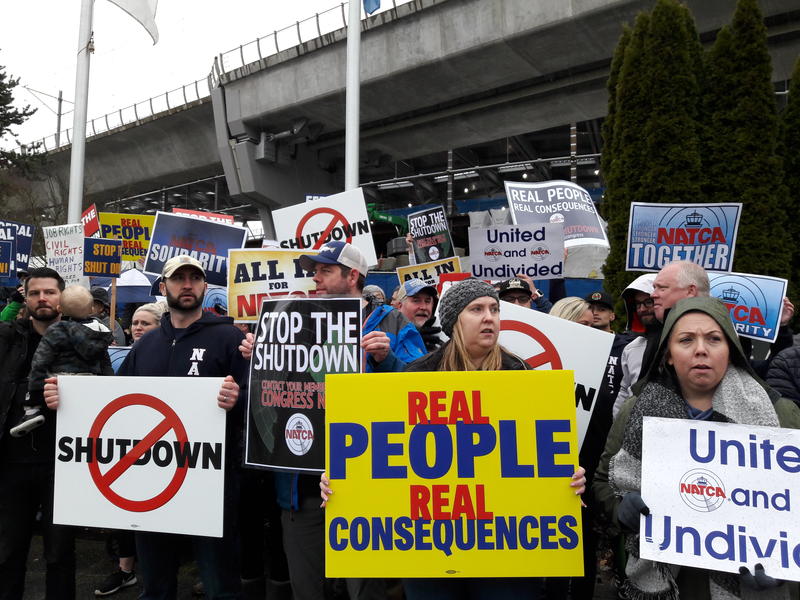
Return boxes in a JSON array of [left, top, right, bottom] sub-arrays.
[[298, 241, 368, 276], [397, 278, 438, 302]]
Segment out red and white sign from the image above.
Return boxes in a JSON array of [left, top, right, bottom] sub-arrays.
[[271, 188, 378, 266], [53, 376, 227, 537], [81, 204, 100, 238], [497, 300, 613, 448], [172, 208, 235, 225]]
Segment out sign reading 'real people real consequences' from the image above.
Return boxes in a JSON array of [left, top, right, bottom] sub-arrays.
[[98, 213, 155, 260], [246, 298, 362, 473], [53, 376, 227, 537], [325, 370, 583, 578], [505, 180, 608, 248], [640, 417, 800, 582], [626, 203, 741, 272], [227, 249, 319, 323], [708, 272, 788, 343]]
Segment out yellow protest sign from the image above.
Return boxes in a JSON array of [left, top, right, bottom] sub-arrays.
[[325, 370, 582, 578], [227, 249, 320, 322], [396, 256, 461, 288], [98, 213, 155, 259]]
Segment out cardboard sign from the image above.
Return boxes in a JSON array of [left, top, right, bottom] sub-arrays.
[[396, 257, 462, 288], [98, 213, 155, 260], [626, 203, 741, 272], [640, 417, 800, 581], [53, 376, 226, 537], [497, 300, 613, 449], [0, 218, 35, 285], [325, 370, 583, 577], [272, 188, 378, 267], [144, 212, 247, 287], [82, 204, 100, 237], [83, 238, 122, 277], [172, 208, 235, 224], [227, 249, 320, 323], [706, 272, 787, 343], [505, 180, 608, 248], [407, 205, 454, 263], [246, 298, 362, 472], [469, 224, 564, 281], [43, 223, 89, 287], [0, 241, 11, 281]]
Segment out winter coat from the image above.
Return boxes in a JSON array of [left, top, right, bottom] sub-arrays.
[[362, 304, 426, 373], [404, 343, 528, 372], [766, 345, 800, 406], [28, 317, 113, 393]]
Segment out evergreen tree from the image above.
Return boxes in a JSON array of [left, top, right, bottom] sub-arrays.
[[601, 13, 651, 299], [780, 58, 800, 296], [0, 62, 38, 175], [599, 24, 631, 206], [702, 0, 790, 278]]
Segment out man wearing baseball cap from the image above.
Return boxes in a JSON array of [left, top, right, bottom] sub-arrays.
[[44, 254, 248, 599], [496, 276, 556, 312], [395, 278, 442, 352], [584, 290, 616, 333], [90, 286, 126, 345]]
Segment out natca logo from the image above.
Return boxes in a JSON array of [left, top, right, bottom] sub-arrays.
[[530, 244, 551, 262], [483, 246, 503, 262], [285, 413, 314, 456], [679, 469, 726, 512]]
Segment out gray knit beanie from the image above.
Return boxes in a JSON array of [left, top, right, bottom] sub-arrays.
[[438, 279, 499, 337]]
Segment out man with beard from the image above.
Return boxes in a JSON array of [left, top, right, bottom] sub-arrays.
[[396, 278, 442, 351], [46, 255, 246, 599], [0, 268, 76, 599]]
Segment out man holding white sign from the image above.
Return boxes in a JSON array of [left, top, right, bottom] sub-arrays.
[[45, 254, 247, 600], [593, 297, 800, 597]]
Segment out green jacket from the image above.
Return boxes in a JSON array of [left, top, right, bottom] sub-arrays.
[[592, 296, 800, 534]]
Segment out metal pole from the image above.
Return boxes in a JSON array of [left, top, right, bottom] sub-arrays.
[[570, 122, 578, 183], [55, 91, 63, 147], [344, 0, 361, 190], [446, 150, 454, 217], [67, 0, 94, 224]]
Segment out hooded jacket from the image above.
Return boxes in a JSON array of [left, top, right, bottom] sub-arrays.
[[766, 345, 800, 406], [28, 317, 113, 393], [594, 297, 800, 534], [362, 304, 426, 373], [621, 274, 656, 333]]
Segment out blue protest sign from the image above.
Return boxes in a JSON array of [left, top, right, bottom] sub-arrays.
[[144, 212, 247, 287], [708, 272, 787, 343], [83, 238, 122, 278], [626, 203, 741, 272], [0, 241, 13, 282], [0, 219, 35, 286]]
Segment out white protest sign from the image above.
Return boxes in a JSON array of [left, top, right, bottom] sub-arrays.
[[505, 180, 608, 248], [271, 188, 377, 266], [468, 223, 564, 280], [497, 300, 613, 448], [43, 223, 89, 287], [54, 376, 226, 537], [641, 417, 800, 580]]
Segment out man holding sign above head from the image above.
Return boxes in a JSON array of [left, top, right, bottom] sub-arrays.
[[44, 254, 247, 600]]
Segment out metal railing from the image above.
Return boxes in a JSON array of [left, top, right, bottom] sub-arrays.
[[27, 0, 415, 154], [209, 0, 412, 88]]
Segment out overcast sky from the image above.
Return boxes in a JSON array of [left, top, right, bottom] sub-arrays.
[[1, 0, 378, 150]]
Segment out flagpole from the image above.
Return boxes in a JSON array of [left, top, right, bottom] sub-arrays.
[[67, 0, 95, 225], [344, 0, 361, 191]]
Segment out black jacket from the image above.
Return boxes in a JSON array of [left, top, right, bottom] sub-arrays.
[[28, 317, 113, 392], [766, 345, 800, 406]]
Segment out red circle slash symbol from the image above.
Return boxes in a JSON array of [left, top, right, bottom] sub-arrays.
[[500, 319, 563, 369], [88, 393, 189, 513], [295, 207, 352, 250]]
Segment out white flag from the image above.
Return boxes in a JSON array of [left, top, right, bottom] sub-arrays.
[[107, 0, 159, 44]]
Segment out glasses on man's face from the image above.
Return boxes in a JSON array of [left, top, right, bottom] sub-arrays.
[[635, 298, 654, 309], [502, 294, 531, 305]]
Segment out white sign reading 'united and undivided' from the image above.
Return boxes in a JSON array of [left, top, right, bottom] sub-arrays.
[[641, 417, 800, 581], [54, 376, 227, 537]]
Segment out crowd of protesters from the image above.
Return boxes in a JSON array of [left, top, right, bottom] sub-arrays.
[[0, 236, 798, 600]]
